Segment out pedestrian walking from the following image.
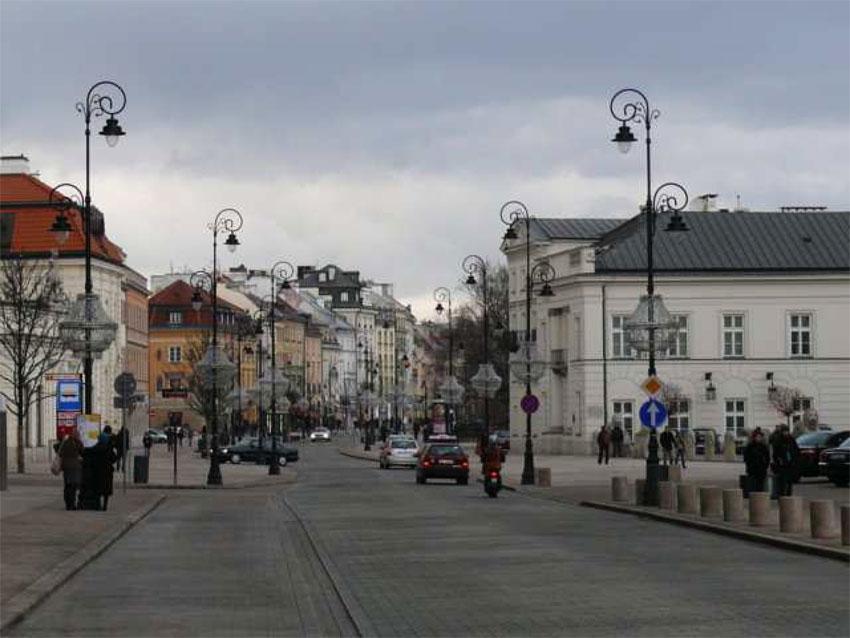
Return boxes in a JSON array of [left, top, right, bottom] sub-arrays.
[[612, 424, 624, 458], [188, 428, 194, 447], [771, 426, 800, 498], [114, 426, 129, 472], [143, 431, 152, 457], [673, 430, 687, 468], [660, 428, 675, 465], [743, 427, 770, 494], [596, 424, 611, 465], [92, 427, 117, 511], [55, 432, 84, 510], [178, 427, 185, 447]]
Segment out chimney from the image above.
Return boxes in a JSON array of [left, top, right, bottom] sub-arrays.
[[0, 154, 32, 175], [692, 193, 718, 212]]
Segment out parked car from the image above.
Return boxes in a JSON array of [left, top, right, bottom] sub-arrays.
[[819, 438, 850, 487], [379, 436, 418, 469], [798, 430, 850, 478], [309, 428, 331, 442], [693, 429, 722, 455], [218, 437, 299, 466], [416, 442, 469, 485], [144, 429, 168, 444]]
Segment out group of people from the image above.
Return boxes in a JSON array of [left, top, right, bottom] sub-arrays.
[[743, 425, 800, 497], [55, 425, 126, 511], [596, 424, 687, 467]]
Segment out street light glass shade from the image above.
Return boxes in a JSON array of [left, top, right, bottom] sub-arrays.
[[623, 294, 678, 354], [225, 232, 240, 253], [617, 140, 633, 154], [465, 274, 476, 285], [51, 213, 72, 245], [196, 344, 237, 388], [439, 375, 465, 404], [59, 293, 118, 359], [99, 117, 125, 147], [191, 291, 203, 312], [471, 363, 502, 399], [612, 124, 636, 154], [259, 368, 291, 401], [509, 341, 548, 384]]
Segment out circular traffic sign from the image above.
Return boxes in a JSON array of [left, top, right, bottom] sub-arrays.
[[114, 372, 137, 397], [521, 394, 540, 414]]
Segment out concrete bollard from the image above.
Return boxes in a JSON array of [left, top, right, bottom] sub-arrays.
[[749, 492, 771, 527], [535, 467, 552, 487], [722, 489, 744, 522], [659, 481, 676, 510], [611, 476, 629, 502], [841, 506, 849, 546], [810, 500, 838, 539], [635, 479, 646, 506], [778, 496, 804, 534], [699, 486, 723, 518], [676, 483, 698, 515], [668, 466, 683, 482]]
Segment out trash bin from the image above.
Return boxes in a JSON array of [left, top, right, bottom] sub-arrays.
[[133, 455, 149, 484]]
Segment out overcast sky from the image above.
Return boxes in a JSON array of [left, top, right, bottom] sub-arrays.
[[2, 0, 848, 319]]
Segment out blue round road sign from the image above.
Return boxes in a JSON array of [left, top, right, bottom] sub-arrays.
[[521, 394, 540, 414], [639, 398, 667, 430]]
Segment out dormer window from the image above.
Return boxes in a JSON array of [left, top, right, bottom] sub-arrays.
[[319, 272, 327, 283], [328, 267, 336, 280], [168, 311, 182, 325]]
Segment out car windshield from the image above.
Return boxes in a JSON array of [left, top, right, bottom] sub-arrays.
[[391, 440, 417, 450], [428, 445, 463, 456], [839, 438, 850, 450], [796, 432, 831, 446]]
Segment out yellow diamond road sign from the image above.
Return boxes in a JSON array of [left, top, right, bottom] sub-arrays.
[[641, 375, 663, 396]]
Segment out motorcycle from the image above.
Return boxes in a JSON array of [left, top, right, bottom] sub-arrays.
[[484, 469, 502, 498]]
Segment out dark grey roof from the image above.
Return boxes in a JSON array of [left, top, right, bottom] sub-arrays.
[[595, 211, 850, 273], [530, 217, 626, 241]]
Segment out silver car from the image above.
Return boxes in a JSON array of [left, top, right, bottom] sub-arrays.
[[379, 437, 418, 469]]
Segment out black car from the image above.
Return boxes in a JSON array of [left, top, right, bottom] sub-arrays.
[[416, 442, 470, 485], [218, 437, 299, 466], [818, 438, 850, 487], [796, 430, 850, 478]]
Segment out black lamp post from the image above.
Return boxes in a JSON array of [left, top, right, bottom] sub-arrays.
[[251, 309, 266, 449], [265, 261, 294, 475], [191, 208, 243, 486], [48, 80, 126, 414], [358, 334, 376, 451], [434, 287, 464, 434], [609, 87, 689, 505]]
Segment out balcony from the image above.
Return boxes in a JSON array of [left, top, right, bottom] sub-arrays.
[[551, 349, 567, 377]]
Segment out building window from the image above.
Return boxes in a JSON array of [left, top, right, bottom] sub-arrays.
[[612, 315, 634, 358], [722, 314, 745, 358], [725, 399, 746, 436], [318, 272, 327, 283], [341, 291, 349, 303], [612, 400, 634, 440], [168, 346, 182, 363], [668, 399, 690, 432], [667, 315, 688, 358], [792, 397, 814, 428], [168, 311, 182, 325], [789, 313, 812, 357]]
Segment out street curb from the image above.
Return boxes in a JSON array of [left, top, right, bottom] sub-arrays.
[[0, 494, 167, 633], [581, 500, 850, 563], [281, 495, 375, 637], [339, 448, 378, 463]]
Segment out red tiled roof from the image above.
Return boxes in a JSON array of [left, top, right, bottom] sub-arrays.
[[149, 280, 246, 329], [0, 173, 125, 264]]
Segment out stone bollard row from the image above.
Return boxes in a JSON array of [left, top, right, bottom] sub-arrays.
[[676, 483, 698, 515], [536, 467, 552, 487], [699, 486, 723, 518], [667, 466, 683, 482], [841, 506, 849, 546], [810, 500, 838, 540], [779, 496, 804, 534], [659, 481, 676, 510], [611, 476, 628, 502], [748, 492, 771, 527], [722, 489, 744, 522]]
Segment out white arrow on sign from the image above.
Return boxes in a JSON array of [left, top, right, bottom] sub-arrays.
[[648, 401, 660, 428]]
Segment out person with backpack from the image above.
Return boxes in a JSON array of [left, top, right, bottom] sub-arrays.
[[56, 431, 84, 510]]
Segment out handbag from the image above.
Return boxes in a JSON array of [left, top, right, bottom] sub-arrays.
[[50, 454, 62, 476]]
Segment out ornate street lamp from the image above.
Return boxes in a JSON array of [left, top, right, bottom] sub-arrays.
[[609, 87, 690, 505], [48, 79, 127, 414], [434, 286, 465, 434]]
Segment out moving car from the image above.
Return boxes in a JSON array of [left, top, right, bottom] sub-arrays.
[[796, 430, 850, 478], [218, 437, 299, 466], [416, 442, 469, 485], [309, 428, 332, 442], [819, 438, 850, 487], [144, 429, 168, 444], [379, 436, 418, 469]]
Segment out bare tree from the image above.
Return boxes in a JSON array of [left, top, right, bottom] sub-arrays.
[[184, 332, 234, 432], [768, 385, 802, 430], [0, 256, 67, 473]]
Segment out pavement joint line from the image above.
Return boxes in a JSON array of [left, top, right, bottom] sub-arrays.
[[125, 473, 297, 490], [581, 500, 850, 563], [0, 493, 168, 634], [280, 493, 375, 638]]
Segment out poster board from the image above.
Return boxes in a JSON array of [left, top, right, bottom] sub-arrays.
[[77, 413, 101, 448]]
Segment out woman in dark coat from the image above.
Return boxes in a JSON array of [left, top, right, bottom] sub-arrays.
[[743, 428, 770, 493], [92, 431, 118, 511]]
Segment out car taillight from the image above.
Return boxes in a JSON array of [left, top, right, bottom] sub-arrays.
[[460, 460, 469, 468], [422, 458, 432, 467], [489, 471, 499, 479]]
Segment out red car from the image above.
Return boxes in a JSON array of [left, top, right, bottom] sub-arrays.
[[416, 442, 470, 485]]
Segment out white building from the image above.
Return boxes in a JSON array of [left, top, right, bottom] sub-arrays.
[[502, 209, 850, 455]]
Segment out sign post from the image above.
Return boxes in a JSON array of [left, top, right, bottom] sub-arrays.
[[114, 373, 137, 494]]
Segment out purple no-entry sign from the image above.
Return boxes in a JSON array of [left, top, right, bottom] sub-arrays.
[[521, 394, 540, 414]]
